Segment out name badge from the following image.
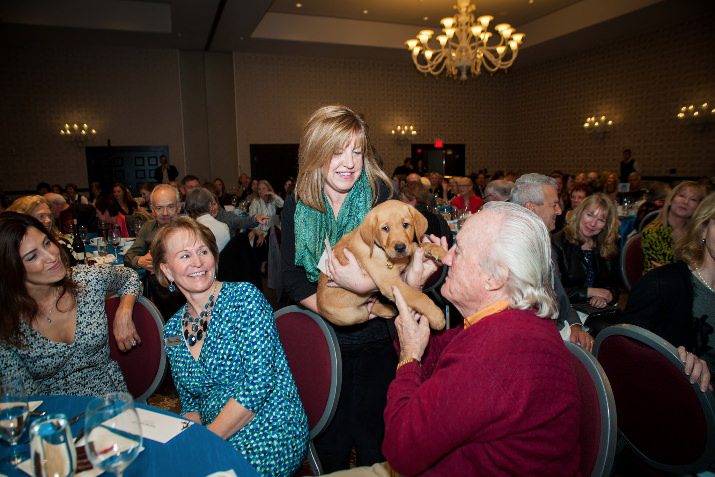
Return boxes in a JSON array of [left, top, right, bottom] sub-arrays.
[[165, 335, 182, 347]]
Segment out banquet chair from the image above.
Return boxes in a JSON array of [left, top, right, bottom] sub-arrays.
[[274, 306, 342, 476], [638, 210, 660, 233], [619, 233, 643, 290], [564, 341, 617, 477], [594, 324, 715, 474], [105, 295, 166, 403]]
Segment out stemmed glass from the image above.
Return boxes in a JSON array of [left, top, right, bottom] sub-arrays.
[[29, 414, 76, 477], [98, 221, 108, 241], [0, 375, 30, 465], [131, 220, 142, 238], [84, 392, 142, 477], [77, 225, 88, 246], [108, 225, 122, 258]]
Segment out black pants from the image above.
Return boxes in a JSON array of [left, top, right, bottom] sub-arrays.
[[313, 338, 397, 473]]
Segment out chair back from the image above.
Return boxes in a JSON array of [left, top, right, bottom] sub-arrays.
[[105, 295, 166, 403], [620, 233, 643, 290], [274, 306, 341, 475], [594, 324, 715, 474], [638, 210, 660, 233], [564, 341, 617, 477]]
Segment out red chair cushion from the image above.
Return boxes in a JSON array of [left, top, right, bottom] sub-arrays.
[[570, 354, 601, 476], [624, 236, 644, 286]]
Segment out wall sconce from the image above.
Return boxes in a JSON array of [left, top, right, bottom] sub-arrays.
[[60, 123, 96, 143], [677, 103, 714, 131], [583, 116, 613, 138], [391, 125, 417, 140]]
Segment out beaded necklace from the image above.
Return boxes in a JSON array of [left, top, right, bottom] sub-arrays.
[[182, 281, 218, 347]]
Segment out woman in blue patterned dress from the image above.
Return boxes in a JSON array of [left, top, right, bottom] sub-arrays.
[[0, 212, 141, 396], [152, 217, 308, 477]]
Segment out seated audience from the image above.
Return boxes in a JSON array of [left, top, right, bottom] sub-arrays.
[[552, 193, 620, 309], [280, 176, 296, 200], [213, 198, 268, 238], [483, 179, 513, 202], [399, 182, 453, 247], [450, 176, 484, 214], [51, 184, 64, 195], [186, 188, 230, 252], [634, 181, 670, 231], [565, 183, 593, 222], [235, 173, 252, 202], [602, 172, 619, 201], [246, 179, 260, 203], [250, 180, 283, 273], [621, 192, 714, 390], [8, 195, 78, 265], [336, 202, 581, 476], [112, 182, 138, 216], [213, 177, 234, 206], [0, 212, 140, 396], [43, 192, 73, 234], [152, 217, 308, 476], [94, 195, 130, 238], [427, 172, 443, 198], [64, 183, 88, 205], [179, 175, 202, 214], [36, 182, 51, 196], [642, 181, 707, 274], [137, 182, 155, 213], [89, 181, 102, 205]]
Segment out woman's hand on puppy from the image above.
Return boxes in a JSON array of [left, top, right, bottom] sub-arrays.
[[325, 248, 378, 294]]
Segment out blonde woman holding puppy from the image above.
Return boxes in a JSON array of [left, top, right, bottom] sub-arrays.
[[281, 105, 443, 472]]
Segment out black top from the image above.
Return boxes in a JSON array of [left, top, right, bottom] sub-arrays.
[[154, 164, 179, 183], [551, 231, 620, 304], [280, 182, 395, 346], [415, 205, 453, 248]]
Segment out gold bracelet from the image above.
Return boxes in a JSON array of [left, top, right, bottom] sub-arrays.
[[397, 357, 421, 371]]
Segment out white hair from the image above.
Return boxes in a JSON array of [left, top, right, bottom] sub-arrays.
[[150, 183, 180, 207], [43, 193, 66, 206], [510, 173, 557, 206], [478, 201, 557, 319]]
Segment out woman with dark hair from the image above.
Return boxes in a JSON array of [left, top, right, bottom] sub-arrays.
[[564, 183, 593, 222], [112, 182, 138, 216], [280, 176, 295, 200], [0, 212, 141, 396], [552, 193, 621, 309], [213, 178, 234, 206], [64, 183, 88, 205], [89, 181, 102, 205], [152, 217, 308, 476], [95, 195, 130, 238]]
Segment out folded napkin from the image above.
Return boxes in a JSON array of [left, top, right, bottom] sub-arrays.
[[91, 254, 116, 265]]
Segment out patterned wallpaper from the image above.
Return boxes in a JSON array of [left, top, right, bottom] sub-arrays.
[[0, 10, 713, 195], [0, 45, 184, 192]]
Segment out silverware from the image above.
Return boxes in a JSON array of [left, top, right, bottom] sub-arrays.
[[73, 427, 85, 444], [68, 411, 86, 425], [30, 411, 46, 417]]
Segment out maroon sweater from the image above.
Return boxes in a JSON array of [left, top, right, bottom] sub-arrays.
[[383, 308, 581, 476]]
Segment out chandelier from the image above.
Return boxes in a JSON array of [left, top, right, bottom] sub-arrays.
[[583, 116, 613, 135], [405, 0, 524, 81], [391, 125, 417, 140], [60, 123, 96, 143]]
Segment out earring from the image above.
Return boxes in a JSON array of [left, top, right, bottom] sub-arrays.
[[169, 281, 175, 292], [703, 238, 707, 244]]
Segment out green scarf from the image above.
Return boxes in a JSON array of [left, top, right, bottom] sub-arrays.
[[295, 172, 373, 283]]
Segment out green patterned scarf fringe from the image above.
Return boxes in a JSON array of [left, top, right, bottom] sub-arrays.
[[294, 172, 373, 283]]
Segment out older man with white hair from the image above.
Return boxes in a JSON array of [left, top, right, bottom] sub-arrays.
[[379, 202, 581, 476], [43, 192, 73, 234], [511, 172, 594, 351]]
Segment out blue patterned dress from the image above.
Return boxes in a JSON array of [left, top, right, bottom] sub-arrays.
[[163, 282, 308, 477]]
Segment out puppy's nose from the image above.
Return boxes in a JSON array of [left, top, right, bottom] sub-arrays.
[[394, 243, 407, 254]]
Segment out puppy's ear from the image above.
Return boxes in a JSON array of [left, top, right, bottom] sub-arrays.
[[359, 212, 377, 257], [411, 206, 429, 241]]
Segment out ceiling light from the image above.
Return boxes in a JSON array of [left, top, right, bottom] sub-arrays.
[[405, 0, 524, 81]]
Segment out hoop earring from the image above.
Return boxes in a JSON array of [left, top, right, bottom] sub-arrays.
[[169, 281, 176, 292]]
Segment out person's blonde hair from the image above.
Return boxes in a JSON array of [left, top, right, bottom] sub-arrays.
[[151, 217, 219, 288], [563, 193, 619, 260], [7, 195, 57, 234], [294, 105, 392, 212], [674, 192, 715, 268], [257, 179, 276, 196], [651, 181, 707, 228]]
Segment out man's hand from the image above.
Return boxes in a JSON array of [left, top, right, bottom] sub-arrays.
[[253, 214, 270, 226], [569, 324, 593, 353], [403, 235, 449, 290], [393, 287, 430, 362], [137, 252, 153, 273], [678, 346, 712, 392]]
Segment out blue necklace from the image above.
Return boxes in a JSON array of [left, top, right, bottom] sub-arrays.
[[182, 281, 217, 347]]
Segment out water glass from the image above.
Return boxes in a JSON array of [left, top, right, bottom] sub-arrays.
[[97, 238, 108, 257], [30, 414, 76, 477], [85, 392, 142, 477], [77, 225, 88, 245], [0, 375, 30, 464]]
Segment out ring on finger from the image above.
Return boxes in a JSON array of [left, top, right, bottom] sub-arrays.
[[131, 340, 137, 347]]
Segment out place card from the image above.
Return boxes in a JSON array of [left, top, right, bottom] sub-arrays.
[[103, 408, 193, 444]]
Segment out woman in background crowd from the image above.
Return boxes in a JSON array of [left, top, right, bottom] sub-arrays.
[[64, 183, 88, 205], [112, 182, 138, 216], [552, 193, 621, 309], [641, 181, 706, 274], [89, 181, 102, 205], [186, 188, 230, 252], [213, 178, 234, 206], [450, 176, 483, 214], [94, 195, 130, 238]]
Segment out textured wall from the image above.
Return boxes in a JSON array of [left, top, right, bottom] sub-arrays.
[[0, 45, 184, 192]]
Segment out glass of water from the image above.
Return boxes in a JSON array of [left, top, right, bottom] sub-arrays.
[[0, 374, 30, 464], [30, 414, 77, 477], [85, 392, 142, 477]]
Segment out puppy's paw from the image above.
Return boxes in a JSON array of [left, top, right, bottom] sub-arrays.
[[372, 302, 398, 318], [421, 243, 447, 263]]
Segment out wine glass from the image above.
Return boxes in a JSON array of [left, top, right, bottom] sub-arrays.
[[0, 374, 30, 465], [131, 220, 142, 238], [84, 392, 142, 477], [77, 225, 88, 245], [108, 226, 122, 258], [29, 414, 76, 477], [231, 195, 238, 208]]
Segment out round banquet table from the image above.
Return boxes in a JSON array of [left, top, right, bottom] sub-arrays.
[[0, 395, 259, 477]]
